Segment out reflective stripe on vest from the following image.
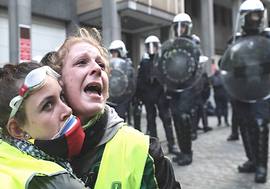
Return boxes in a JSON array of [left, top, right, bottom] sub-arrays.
[[0, 140, 67, 189], [94, 126, 149, 189]]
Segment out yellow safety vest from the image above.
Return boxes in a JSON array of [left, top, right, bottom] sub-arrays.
[[0, 139, 67, 189], [95, 126, 149, 189]]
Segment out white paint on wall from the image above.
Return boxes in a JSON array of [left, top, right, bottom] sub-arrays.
[[0, 10, 9, 66], [32, 16, 66, 60]]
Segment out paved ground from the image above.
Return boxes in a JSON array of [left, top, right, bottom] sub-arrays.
[[139, 110, 270, 189]]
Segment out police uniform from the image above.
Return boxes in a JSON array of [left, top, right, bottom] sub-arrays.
[[136, 53, 177, 154], [108, 40, 136, 123], [167, 34, 202, 165], [221, 27, 270, 183], [211, 70, 230, 126], [193, 73, 212, 133], [108, 57, 136, 122], [234, 99, 269, 183], [219, 0, 270, 183]]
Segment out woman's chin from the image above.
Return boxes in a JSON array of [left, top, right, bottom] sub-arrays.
[[85, 102, 105, 116]]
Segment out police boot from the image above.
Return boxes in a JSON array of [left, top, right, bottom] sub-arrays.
[[238, 160, 256, 173], [191, 132, 197, 141], [227, 134, 239, 141], [255, 167, 267, 183], [227, 123, 239, 141], [202, 105, 212, 133], [163, 121, 179, 155], [178, 114, 192, 154], [239, 124, 256, 173], [255, 121, 269, 183], [172, 152, 183, 162], [191, 123, 197, 141], [203, 126, 213, 133], [217, 116, 221, 126], [168, 144, 180, 155], [177, 152, 193, 166]]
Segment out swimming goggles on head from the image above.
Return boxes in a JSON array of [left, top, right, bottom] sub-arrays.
[[9, 66, 60, 118]]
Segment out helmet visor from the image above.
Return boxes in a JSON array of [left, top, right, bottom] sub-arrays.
[[145, 42, 159, 55], [173, 22, 192, 37]]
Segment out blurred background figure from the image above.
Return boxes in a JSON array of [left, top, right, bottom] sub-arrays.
[[211, 68, 230, 127], [227, 100, 240, 141], [136, 35, 178, 155], [193, 72, 212, 133], [108, 40, 137, 123]]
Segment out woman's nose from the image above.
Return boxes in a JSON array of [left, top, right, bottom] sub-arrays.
[[60, 101, 72, 121], [89, 62, 102, 76]]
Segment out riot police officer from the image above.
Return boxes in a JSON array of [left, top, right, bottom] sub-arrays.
[[211, 69, 230, 126], [194, 72, 212, 133], [109, 40, 128, 59], [136, 35, 178, 154], [108, 40, 136, 122], [220, 0, 270, 183], [156, 13, 203, 165]]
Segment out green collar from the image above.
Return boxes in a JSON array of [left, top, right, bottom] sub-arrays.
[[82, 111, 103, 130]]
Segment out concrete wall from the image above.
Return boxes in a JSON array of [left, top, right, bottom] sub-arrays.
[[213, 4, 232, 54], [32, 16, 66, 59], [77, 0, 101, 14], [0, 0, 73, 21], [0, 8, 9, 65], [186, 0, 232, 55], [0, 7, 66, 65], [77, 0, 182, 15], [32, 0, 72, 21], [0, 0, 7, 7]]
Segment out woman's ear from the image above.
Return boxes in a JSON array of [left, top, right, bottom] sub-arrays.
[[6, 118, 26, 139]]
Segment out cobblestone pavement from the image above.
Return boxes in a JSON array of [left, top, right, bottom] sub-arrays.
[[139, 113, 270, 189]]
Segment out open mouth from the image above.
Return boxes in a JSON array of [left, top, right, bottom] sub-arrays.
[[84, 83, 102, 96]]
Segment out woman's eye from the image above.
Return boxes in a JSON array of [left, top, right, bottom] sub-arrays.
[[76, 59, 87, 66], [98, 62, 106, 70], [42, 102, 53, 111]]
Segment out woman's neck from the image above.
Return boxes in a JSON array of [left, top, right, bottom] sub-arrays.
[[81, 111, 105, 129]]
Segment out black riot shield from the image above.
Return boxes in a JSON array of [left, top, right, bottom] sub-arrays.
[[220, 35, 270, 102], [108, 57, 136, 104], [154, 37, 202, 91]]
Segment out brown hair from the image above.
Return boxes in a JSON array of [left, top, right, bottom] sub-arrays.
[[0, 62, 41, 135], [45, 28, 110, 74]]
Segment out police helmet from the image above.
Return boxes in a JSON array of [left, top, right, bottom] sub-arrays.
[[239, 0, 265, 34], [173, 13, 192, 37], [109, 40, 128, 58], [144, 35, 160, 55]]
